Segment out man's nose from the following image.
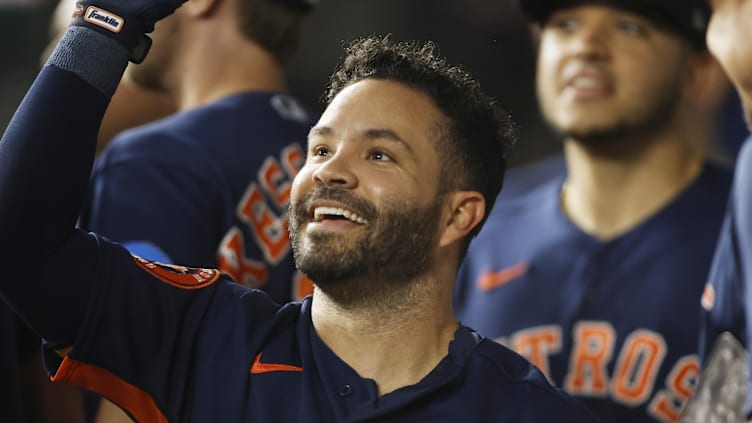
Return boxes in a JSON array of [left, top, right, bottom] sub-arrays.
[[311, 151, 358, 189]]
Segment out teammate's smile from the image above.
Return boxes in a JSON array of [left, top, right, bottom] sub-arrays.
[[562, 67, 613, 99]]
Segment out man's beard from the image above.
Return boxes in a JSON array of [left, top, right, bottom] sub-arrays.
[[551, 78, 682, 146], [289, 186, 443, 308]]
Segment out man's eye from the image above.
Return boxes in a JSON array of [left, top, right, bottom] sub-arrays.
[[617, 20, 645, 36], [369, 150, 392, 161], [551, 17, 578, 32], [312, 146, 330, 157]]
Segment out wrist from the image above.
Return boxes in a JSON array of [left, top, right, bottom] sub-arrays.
[[46, 26, 130, 97]]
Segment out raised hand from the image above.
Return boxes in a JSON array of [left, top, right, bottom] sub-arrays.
[[69, 0, 187, 63]]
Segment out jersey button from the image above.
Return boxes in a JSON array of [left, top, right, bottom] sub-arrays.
[[338, 384, 353, 397]]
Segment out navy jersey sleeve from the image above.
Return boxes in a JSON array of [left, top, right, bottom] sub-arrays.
[[0, 27, 128, 347], [44, 236, 279, 422], [737, 140, 752, 412], [698, 217, 746, 363], [82, 134, 224, 266], [698, 138, 752, 413]]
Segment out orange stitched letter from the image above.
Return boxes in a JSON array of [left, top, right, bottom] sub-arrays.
[[217, 227, 268, 286], [564, 321, 615, 396], [648, 355, 699, 422], [236, 184, 290, 262], [611, 330, 666, 405], [259, 157, 292, 208]]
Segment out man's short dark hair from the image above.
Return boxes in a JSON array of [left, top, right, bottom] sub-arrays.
[[325, 35, 516, 244]]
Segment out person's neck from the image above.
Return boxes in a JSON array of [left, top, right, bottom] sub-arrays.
[[560, 128, 703, 240], [310, 273, 458, 397], [169, 32, 287, 110]]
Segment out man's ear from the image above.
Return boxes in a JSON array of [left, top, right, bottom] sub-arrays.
[[681, 51, 734, 156], [683, 50, 730, 106], [529, 24, 542, 51], [181, 0, 221, 18], [438, 191, 485, 248]]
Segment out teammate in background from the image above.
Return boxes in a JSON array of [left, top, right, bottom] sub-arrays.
[[0, 1, 600, 418], [77, 0, 319, 307], [697, 0, 752, 420], [454, 1, 733, 422]]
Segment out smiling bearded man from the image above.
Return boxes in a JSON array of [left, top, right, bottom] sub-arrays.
[[290, 183, 444, 308]]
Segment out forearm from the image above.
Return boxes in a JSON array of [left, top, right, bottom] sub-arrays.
[[0, 27, 128, 344]]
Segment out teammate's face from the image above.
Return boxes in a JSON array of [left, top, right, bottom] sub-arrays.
[[535, 5, 693, 143], [127, 13, 182, 92], [707, 0, 752, 128], [289, 79, 447, 296]]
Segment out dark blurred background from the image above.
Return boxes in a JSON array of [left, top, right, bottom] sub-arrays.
[[0, 0, 562, 168]]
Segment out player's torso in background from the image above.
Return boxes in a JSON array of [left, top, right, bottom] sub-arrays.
[[80, 92, 317, 304], [455, 162, 733, 423]]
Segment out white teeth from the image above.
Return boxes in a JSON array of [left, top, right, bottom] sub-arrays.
[[572, 77, 602, 89], [313, 206, 368, 224]]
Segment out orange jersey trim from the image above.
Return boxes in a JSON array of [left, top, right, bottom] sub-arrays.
[[52, 356, 167, 423], [133, 256, 221, 290], [250, 352, 303, 374]]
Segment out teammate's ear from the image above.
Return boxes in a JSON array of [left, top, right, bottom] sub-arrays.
[[438, 191, 485, 248], [182, 0, 220, 18], [529, 24, 542, 53], [682, 50, 724, 103]]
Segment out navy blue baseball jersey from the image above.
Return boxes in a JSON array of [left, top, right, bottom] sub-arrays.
[[455, 163, 733, 422], [699, 138, 752, 413], [38, 234, 597, 422], [79, 90, 317, 304]]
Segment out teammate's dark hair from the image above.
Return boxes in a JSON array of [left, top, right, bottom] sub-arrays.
[[237, 0, 309, 65], [326, 35, 516, 248]]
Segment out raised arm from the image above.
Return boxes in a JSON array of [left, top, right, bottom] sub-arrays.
[[0, 0, 184, 348]]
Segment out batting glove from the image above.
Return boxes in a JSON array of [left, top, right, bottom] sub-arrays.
[[69, 0, 186, 64]]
